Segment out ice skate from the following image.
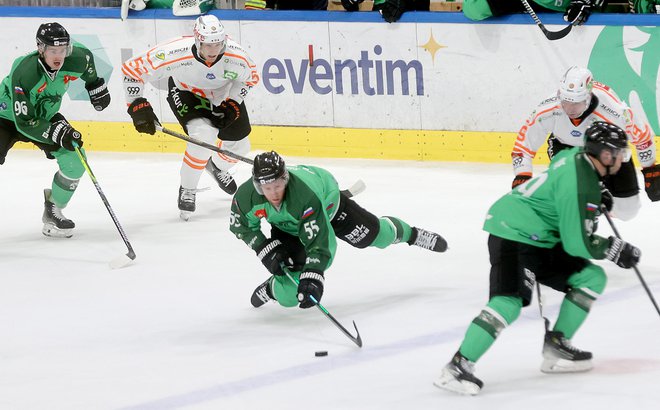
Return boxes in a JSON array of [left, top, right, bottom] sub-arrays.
[[434, 351, 483, 395], [178, 186, 196, 221], [42, 189, 75, 238], [541, 330, 593, 373], [408, 227, 448, 252], [206, 161, 237, 195], [250, 278, 275, 308]]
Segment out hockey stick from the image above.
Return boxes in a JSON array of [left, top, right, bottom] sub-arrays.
[[536, 281, 551, 332], [157, 125, 367, 197], [602, 209, 660, 317], [120, 0, 130, 20], [283, 266, 363, 348], [520, 0, 573, 41], [74, 144, 136, 269]]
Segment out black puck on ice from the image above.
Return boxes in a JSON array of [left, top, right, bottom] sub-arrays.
[[315, 351, 328, 357]]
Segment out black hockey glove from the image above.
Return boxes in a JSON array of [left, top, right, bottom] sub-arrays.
[[85, 78, 111, 111], [256, 239, 295, 276], [642, 164, 660, 202], [600, 185, 614, 213], [210, 99, 241, 129], [564, 0, 602, 26], [297, 271, 324, 309], [341, 0, 364, 11], [373, 0, 407, 23], [47, 119, 83, 151], [128, 97, 159, 135], [546, 134, 572, 160], [605, 236, 641, 269], [512, 174, 531, 189]]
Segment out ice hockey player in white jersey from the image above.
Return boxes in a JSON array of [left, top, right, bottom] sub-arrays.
[[511, 66, 659, 220], [121, 15, 259, 220]]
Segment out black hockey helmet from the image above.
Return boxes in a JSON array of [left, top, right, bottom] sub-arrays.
[[36, 22, 72, 56], [252, 151, 289, 194], [584, 121, 630, 166]]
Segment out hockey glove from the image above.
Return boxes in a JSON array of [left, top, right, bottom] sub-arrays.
[[600, 186, 614, 213], [47, 119, 83, 151], [85, 78, 111, 111], [564, 0, 602, 26], [642, 164, 660, 202], [546, 134, 572, 160], [297, 271, 324, 309], [512, 174, 531, 189], [341, 0, 364, 12], [256, 239, 295, 276], [128, 97, 160, 135], [210, 99, 241, 129], [606, 236, 641, 269], [373, 0, 407, 23]]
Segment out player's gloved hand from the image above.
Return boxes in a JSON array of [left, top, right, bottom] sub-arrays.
[[512, 174, 531, 189], [297, 271, 324, 309], [85, 78, 111, 111], [256, 239, 295, 276], [48, 119, 83, 151], [606, 236, 641, 269], [642, 164, 660, 202], [127, 97, 159, 135], [211, 99, 241, 129], [341, 0, 364, 11], [373, 0, 407, 23], [564, 0, 600, 26], [600, 186, 614, 212], [546, 134, 572, 159]]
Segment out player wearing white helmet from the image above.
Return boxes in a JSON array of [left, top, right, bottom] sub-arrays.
[[121, 15, 259, 221], [511, 66, 659, 220]]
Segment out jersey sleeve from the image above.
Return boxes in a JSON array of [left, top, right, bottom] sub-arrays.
[[229, 192, 268, 251], [623, 106, 656, 168], [75, 45, 101, 84], [296, 195, 336, 273], [554, 155, 609, 259], [512, 99, 559, 177], [223, 45, 259, 105], [121, 48, 169, 105]]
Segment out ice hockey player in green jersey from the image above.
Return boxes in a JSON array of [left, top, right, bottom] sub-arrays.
[[0, 22, 110, 238], [434, 122, 641, 396], [230, 151, 448, 309]]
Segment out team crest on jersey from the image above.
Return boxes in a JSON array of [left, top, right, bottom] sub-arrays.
[[223, 70, 238, 80], [571, 130, 582, 137], [254, 209, 267, 218], [206, 72, 216, 80], [155, 51, 166, 60]]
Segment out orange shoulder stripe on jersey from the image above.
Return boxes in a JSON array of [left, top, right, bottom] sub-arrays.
[[527, 105, 561, 127], [593, 83, 621, 104], [224, 52, 256, 68]]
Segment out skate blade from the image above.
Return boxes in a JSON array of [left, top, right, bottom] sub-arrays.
[[179, 210, 193, 221], [541, 358, 593, 373], [433, 372, 481, 396], [42, 223, 73, 238]]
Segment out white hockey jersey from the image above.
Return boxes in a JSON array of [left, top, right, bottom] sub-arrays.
[[121, 36, 259, 107], [512, 82, 656, 177]]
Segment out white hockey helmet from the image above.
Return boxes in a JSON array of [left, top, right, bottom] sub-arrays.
[[558, 66, 594, 103], [193, 15, 226, 52]]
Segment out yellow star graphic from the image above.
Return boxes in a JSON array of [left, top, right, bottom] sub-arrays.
[[419, 32, 446, 65]]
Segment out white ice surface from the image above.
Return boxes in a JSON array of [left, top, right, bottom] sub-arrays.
[[1, 151, 659, 410]]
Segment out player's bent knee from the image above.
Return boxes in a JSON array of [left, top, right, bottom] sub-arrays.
[[271, 275, 300, 308], [487, 295, 523, 325], [569, 263, 607, 295]]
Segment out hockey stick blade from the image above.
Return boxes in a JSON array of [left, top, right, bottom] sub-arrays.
[[341, 179, 366, 198], [109, 249, 136, 270]]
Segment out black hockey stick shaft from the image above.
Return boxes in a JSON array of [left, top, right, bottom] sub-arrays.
[[283, 267, 363, 347], [74, 145, 136, 261], [603, 210, 660, 317], [520, 0, 573, 41], [157, 125, 254, 165]]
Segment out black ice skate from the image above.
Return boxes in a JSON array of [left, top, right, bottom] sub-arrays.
[[408, 227, 448, 252], [205, 161, 237, 195], [541, 330, 593, 373], [434, 351, 483, 395], [251, 278, 275, 308], [178, 186, 196, 221], [42, 189, 75, 238]]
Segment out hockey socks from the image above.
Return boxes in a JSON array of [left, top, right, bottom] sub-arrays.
[[369, 216, 411, 249], [554, 265, 605, 338], [459, 296, 522, 362], [51, 170, 80, 208]]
